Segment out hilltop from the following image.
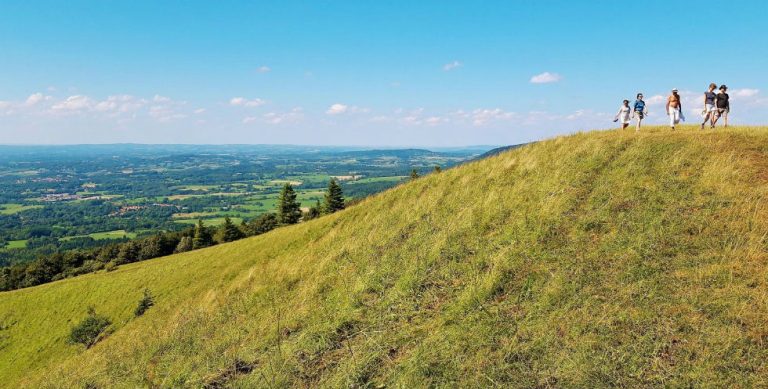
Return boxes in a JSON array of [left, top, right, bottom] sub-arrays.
[[2, 126, 768, 388]]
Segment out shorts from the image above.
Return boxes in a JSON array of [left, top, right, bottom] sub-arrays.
[[704, 104, 715, 113], [634, 111, 644, 120], [716, 108, 729, 116]]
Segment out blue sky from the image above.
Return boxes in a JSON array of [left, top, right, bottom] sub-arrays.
[[1, 1, 767, 146]]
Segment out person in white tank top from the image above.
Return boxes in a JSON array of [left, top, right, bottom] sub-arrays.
[[614, 99, 631, 129]]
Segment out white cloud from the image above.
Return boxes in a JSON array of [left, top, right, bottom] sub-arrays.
[[257, 65, 271, 73], [325, 104, 369, 116], [243, 107, 304, 125], [92, 95, 147, 114], [732, 88, 759, 98], [24, 93, 51, 106], [530, 72, 562, 84], [644, 95, 666, 106], [193, 108, 206, 114], [52, 95, 93, 111], [453, 108, 516, 126], [424, 116, 445, 126], [326, 103, 348, 115], [230, 97, 266, 107], [443, 60, 463, 71], [153, 95, 171, 103]]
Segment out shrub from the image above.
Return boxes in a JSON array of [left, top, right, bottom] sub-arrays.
[[134, 289, 154, 317], [104, 261, 118, 272], [68, 307, 111, 348]]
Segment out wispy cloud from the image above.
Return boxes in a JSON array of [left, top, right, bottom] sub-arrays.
[[443, 60, 463, 71], [256, 65, 271, 73], [229, 97, 267, 107], [325, 103, 369, 116], [732, 88, 759, 98], [530, 72, 562, 84]]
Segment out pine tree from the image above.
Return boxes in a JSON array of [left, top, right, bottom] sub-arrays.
[[433, 165, 442, 173], [247, 213, 278, 236], [276, 183, 302, 225], [323, 178, 345, 214], [192, 219, 213, 249], [410, 168, 419, 180], [218, 217, 245, 242]]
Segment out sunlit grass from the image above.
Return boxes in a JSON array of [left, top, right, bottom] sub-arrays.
[[2, 126, 768, 387]]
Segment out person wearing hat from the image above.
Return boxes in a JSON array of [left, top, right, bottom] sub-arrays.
[[712, 84, 730, 128], [666, 88, 683, 130]]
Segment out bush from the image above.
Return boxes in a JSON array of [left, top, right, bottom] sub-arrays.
[[68, 307, 111, 348], [134, 289, 154, 317], [104, 261, 118, 272]]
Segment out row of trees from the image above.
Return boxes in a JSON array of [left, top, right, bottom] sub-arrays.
[[0, 179, 347, 291], [276, 178, 345, 224]]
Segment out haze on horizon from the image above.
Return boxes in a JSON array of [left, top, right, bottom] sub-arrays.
[[1, 1, 767, 146]]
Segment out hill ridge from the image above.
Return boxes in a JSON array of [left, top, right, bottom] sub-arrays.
[[2, 126, 768, 388]]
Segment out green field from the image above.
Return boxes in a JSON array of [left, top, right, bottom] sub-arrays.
[[351, 176, 407, 184], [3, 126, 768, 387], [173, 217, 244, 226], [0, 203, 43, 215], [60, 230, 137, 242], [0, 239, 28, 250]]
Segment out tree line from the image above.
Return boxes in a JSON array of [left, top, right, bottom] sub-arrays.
[[0, 179, 346, 291]]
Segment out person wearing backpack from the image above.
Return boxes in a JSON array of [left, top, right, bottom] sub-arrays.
[[631, 93, 647, 132], [701, 83, 717, 129], [712, 84, 730, 128]]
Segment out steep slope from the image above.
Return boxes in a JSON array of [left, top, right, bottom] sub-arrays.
[[2, 126, 768, 388]]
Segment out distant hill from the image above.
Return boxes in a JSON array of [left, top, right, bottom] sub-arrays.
[[3, 126, 768, 387], [476, 143, 526, 159]]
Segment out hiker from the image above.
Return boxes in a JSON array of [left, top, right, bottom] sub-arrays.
[[712, 84, 730, 128], [666, 88, 683, 130], [702, 83, 717, 129], [614, 100, 631, 129], [631, 93, 647, 131]]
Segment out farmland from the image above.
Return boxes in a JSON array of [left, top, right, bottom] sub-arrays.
[[0, 145, 486, 266]]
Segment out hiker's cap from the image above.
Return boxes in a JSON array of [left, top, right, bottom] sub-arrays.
[[672, 88, 678, 92]]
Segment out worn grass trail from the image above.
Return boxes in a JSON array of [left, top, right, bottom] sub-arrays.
[[1, 126, 768, 388]]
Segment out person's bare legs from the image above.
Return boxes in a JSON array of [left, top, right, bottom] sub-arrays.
[[701, 111, 711, 129], [712, 112, 720, 128], [723, 112, 728, 127], [635, 116, 642, 132], [622, 123, 629, 130]]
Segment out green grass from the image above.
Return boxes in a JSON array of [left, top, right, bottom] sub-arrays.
[[0, 203, 43, 215], [1, 239, 28, 250], [351, 175, 407, 184], [3, 126, 768, 387], [60, 230, 137, 242], [173, 217, 244, 226]]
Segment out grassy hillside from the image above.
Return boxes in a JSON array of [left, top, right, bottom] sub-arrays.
[[2, 126, 768, 388]]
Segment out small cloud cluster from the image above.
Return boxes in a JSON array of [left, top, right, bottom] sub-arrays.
[[530, 72, 562, 84], [256, 65, 271, 73], [326, 103, 369, 116], [443, 61, 463, 71], [0, 92, 189, 122], [243, 107, 304, 125], [230, 97, 267, 107]]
